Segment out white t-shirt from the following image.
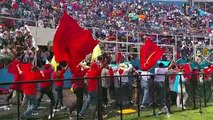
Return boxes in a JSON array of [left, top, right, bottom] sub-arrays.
[[140, 71, 151, 82], [154, 68, 168, 82]]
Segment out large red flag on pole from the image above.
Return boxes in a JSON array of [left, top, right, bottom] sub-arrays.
[[53, 12, 99, 74], [140, 38, 165, 71]]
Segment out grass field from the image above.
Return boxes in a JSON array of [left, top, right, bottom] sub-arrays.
[[108, 106, 213, 120], [1, 89, 213, 120]]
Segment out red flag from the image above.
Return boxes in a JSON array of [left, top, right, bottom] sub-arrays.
[[203, 66, 212, 81], [116, 52, 122, 64], [178, 63, 191, 80], [53, 12, 99, 74], [140, 38, 165, 71]]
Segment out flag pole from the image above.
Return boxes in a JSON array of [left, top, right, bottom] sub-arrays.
[[34, 17, 38, 66]]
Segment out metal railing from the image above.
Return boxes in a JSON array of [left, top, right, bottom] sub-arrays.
[[0, 73, 213, 120]]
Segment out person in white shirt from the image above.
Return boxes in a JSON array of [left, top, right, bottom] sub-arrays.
[[101, 65, 110, 107], [139, 70, 151, 108], [114, 63, 133, 105], [154, 61, 174, 114]]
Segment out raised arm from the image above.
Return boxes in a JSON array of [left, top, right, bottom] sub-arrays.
[[16, 64, 23, 75]]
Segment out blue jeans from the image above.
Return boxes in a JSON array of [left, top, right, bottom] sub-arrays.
[[23, 95, 37, 118], [141, 80, 150, 105], [54, 86, 63, 109], [79, 91, 98, 115]]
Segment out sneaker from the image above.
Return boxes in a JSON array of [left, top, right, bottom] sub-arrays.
[[60, 106, 67, 110], [140, 105, 146, 108], [48, 113, 55, 119], [32, 112, 39, 116], [103, 105, 107, 108], [0, 105, 10, 111], [79, 114, 86, 119], [158, 106, 167, 114], [133, 104, 138, 107], [53, 109, 60, 112]]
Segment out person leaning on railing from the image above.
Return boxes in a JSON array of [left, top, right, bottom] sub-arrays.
[[101, 63, 110, 108], [173, 69, 188, 109], [131, 67, 139, 106], [154, 61, 174, 113]]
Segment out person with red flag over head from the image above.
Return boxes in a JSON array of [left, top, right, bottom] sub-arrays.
[[69, 63, 89, 117]]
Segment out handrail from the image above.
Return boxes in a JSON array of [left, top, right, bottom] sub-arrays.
[[0, 73, 211, 86]]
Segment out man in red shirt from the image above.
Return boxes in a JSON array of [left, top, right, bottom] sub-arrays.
[[52, 65, 66, 112], [6, 59, 24, 104], [17, 65, 39, 119], [69, 64, 89, 116], [79, 57, 110, 118], [38, 64, 55, 107]]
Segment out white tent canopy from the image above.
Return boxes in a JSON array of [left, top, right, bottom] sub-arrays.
[[28, 26, 56, 46]]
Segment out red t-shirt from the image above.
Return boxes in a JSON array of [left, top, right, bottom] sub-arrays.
[[87, 63, 102, 92], [22, 71, 39, 95], [72, 68, 89, 89], [53, 69, 66, 87], [8, 60, 21, 90], [40, 69, 54, 89], [109, 68, 114, 85]]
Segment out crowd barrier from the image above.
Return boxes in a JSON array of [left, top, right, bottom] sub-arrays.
[[0, 73, 213, 120]]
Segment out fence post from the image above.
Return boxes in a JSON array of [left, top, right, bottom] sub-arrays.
[[137, 74, 140, 117], [119, 76, 123, 120], [97, 77, 102, 120], [17, 91, 20, 120], [203, 73, 207, 107], [179, 74, 184, 111], [191, 73, 196, 109], [198, 72, 202, 114], [50, 85, 53, 119], [151, 75, 156, 116], [165, 74, 170, 113]]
